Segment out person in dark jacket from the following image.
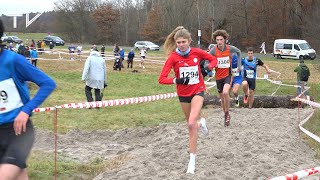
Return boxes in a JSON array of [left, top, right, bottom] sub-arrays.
[[127, 49, 135, 68], [100, 44, 105, 57], [294, 60, 310, 97]]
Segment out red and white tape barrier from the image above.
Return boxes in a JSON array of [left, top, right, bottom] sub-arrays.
[[33, 92, 177, 112], [270, 166, 320, 180], [294, 97, 320, 109]]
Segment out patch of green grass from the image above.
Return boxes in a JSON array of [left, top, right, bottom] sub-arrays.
[[301, 110, 320, 158], [28, 151, 131, 180]]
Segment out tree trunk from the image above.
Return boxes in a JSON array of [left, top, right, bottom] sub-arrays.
[[203, 95, 311, 108]]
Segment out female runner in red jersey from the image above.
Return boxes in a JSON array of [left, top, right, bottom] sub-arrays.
[[158, 26, 217, 174]]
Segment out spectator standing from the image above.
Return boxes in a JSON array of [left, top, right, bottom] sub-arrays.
[[91, 44, 98, 52], [40, 40, 45, 54], [37, 40, 42, 54], [23, 46, 30, 59], [18, 43, 25, 55], [127, 49, 135, 68], [100, 44, 106, 57], [30, 39, 35, 49], [119, 48, 125, 68], [113, 44, 120, 56], [30, 47, 39, 67], [68, 44, 76, 60], [49, 41, 54, 51], [260, 41, 266, 54], [82, 51, 107, 105], [294, 60, 310, 97]]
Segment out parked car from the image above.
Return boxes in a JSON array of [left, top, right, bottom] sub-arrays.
[[6, 36, 23, 44], [1, 33, 8, 42], [43, 35, 65, 46], [134, 41, 160, 51]]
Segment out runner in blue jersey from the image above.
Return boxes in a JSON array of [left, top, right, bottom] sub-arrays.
[[242, 47, 270, 109], [230, 53, 242, 107], [0, 19, 56, 179]]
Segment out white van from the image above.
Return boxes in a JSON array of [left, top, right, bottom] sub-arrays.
[[273, 39, 316, 60]]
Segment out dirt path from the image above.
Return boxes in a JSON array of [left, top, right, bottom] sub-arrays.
[[34, 108, 319, 180]]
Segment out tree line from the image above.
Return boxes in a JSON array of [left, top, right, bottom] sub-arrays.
[[1, 0, 319, 52]]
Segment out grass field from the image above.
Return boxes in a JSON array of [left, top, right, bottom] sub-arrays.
[[4, 32, 320, 179]]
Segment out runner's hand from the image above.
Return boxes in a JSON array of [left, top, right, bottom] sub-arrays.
[[14, 111, 29, 135], [175, 77, 190, 85]]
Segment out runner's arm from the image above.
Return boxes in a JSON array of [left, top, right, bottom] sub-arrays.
[[230, 45, 241, 70], [159, 55, 175, 84]]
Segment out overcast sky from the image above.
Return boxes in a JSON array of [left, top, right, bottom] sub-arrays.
[[0, 0, 56, 15]]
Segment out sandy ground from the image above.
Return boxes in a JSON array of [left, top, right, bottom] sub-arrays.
[[34, 108, 319, 180]]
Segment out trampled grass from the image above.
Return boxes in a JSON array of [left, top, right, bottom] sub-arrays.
[[24, 49, 320, 179]]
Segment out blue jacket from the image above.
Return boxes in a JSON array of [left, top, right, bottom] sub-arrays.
[[119, 49, 125, 58], [30, 49, 38, 59], [0, 49, 56, 124], [128, 51, 135, 59]]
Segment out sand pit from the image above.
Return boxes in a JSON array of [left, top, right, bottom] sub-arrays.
[[34, 108, 319, 180]]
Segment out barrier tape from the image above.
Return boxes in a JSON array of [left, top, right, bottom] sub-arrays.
[[32, 81, 217, 113], [26, 49, 166, 62], [270, 167, 320, 180], [294, 97, 320, 109], [33, 92, 177, 112]]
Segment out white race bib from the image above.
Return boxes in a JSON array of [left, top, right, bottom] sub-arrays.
[[217, 56, 230, 68], [0, 78, 23, 114], [232, 68, 239, 76], [179, 66, 199, 85], [246, 70, 254, 78]]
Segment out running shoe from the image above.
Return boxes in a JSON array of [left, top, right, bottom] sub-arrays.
[[186, 162, 195, 174], [235, 99, 240, 107], [199, 118, 209, 136], [243, 95, 248, 104], [224, 113, 230, 127]]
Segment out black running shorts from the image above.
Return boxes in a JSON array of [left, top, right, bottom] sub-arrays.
[[178, 91, 205, 103], [216, 76, 232, 93], [0, 120, 35, 169]]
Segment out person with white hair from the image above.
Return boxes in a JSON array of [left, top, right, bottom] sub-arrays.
[[82, 51, 107, 106]]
